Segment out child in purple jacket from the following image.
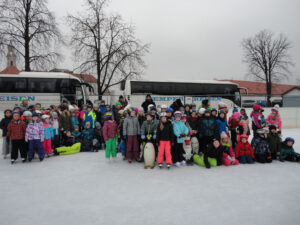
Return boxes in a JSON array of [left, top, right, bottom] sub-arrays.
[[102, 112, 118, 160], [25, 112, 45, 161]]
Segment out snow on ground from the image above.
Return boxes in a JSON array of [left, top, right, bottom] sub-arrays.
[[0, 129, 300, 225]]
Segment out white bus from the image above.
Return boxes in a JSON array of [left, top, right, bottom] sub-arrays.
[[0, 72, 93, 110], [109, 79, 246, 109]]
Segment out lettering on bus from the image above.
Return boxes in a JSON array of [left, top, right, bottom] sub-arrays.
[[0, 96, 35, 101], [152, 96, 221, 102]]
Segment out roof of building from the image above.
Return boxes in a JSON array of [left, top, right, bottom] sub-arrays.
[[0, 66, 20, 74], [282, 87, 300, 96], [70, 73, 98, 83], [221, 80, 300, 95]]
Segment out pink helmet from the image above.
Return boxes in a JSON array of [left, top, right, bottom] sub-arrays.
[[232, 112, 241, 119]]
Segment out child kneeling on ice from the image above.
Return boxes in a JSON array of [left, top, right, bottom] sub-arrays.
[[103, 112, 118, 161], [279, 137, 300, 162], [172, 111, 189, 167], [193, 138, 223, 169], [156, 112, 174, 169], [220, 132, 239, 166], [235, 134, 254, 164], [251, 129, 272, 163], [81, 122, 94, 152]]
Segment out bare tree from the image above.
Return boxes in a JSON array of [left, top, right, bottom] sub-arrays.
[[242, 30, 293, 106], [67, 0, 149, 99], [0, 0, 63, 71]]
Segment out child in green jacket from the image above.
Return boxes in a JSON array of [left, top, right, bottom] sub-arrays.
[[279, 137, 300, 162]]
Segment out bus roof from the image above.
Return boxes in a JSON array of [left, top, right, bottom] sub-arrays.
[[0, 72, 82, 81], [131, 79, 239, 86]]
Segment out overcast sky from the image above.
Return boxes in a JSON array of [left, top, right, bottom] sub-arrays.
[[47, 0, 300, 83]]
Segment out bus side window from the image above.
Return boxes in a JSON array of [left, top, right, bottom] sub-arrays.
[[0, 78, 26, 93]]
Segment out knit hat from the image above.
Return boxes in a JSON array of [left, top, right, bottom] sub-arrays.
[[87, 105, 93, 109], [219, 110, 225, 114], [138, 107, 144, 112], [284, 137, 295, 143], [115, 101, 122, 106], [161, 105, 167, 109], [240, 134, 249, 140], [220, 132, 228, 140], [199, 108, 206, 115], [23, 111, 32, 117], [181, 113, 187, 120], [105, 112, 113, 120], [127, 107, 136, 114], [232, 107, 238, 113], [232, 112, 241, 119], [166, 108, 174, 113], [160, 112, 167, 117], [212, 108, 217, 112], [85, 121, 91, 127], [147, 112, 155, 119], [21, 97, 28, 103], [271, 107, 279, 113], [12, 110, 20, 115], [150, 106, 157, 111], [174, 111, 182, 118], [32, 112, 39, 117], [41, 115, 50, 119], [253, 104, 261, 111], [92, 139, 98, 143], [269, 125, 277, 131]]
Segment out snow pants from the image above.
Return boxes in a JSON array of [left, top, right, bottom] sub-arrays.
[[126, 135, 139, 160], [193, 154, 217, 167], [238, 156, 254, 164], [105, 137, 117, 158], [172, 143, 185, 163], [56, 143, 81, 155], [157, 141, 172, 164], [2, 136, 12, 157], [43, 139, 52, 154], [223, 157, 239, 166], [28, 139, 45, 159], [11, 139, 27, 160]]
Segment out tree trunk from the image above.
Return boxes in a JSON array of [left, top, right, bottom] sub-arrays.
[[266, 82, 272, 107], [24, 1, 31, 71]]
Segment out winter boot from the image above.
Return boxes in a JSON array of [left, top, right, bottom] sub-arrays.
[[22, 158, 26, 163], [159, 164, 163, 169]]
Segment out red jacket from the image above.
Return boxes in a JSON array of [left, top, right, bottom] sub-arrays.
[[102, 120, 118, 142], [235, 142, 255, 158], [7, 120, 26, 140]]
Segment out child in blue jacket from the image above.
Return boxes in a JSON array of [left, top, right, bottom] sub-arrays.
[[172, 111, 189, 167]]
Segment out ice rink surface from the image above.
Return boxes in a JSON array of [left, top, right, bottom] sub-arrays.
[[0, 129, 300, 225]]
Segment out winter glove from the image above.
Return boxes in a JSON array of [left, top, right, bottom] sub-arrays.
[[153, 134, 156, 140], [40, 138, 44, 142], [141, 135, 146, 140]]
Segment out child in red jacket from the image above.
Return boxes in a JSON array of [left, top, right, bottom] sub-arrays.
[[102, 112, 118, 161], [7, 111, 27, 164], [235, 134, 255, 164]]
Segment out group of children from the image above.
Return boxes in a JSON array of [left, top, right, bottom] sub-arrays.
[[0, 96, 299, 168]]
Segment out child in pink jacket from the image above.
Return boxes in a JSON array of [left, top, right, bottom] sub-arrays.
[[266, 107, 282, 131], [220, 132, 239, 166], [102, 112, 118, 160]]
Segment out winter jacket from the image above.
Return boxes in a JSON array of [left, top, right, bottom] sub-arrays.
[[50, 118, 59, 136], [0, 116, 12, 137], [251, 137, 271, 155], [123, 116, 140, 136], [170, 99, 183, 112], [280, 143, 298, 161], [198, 116, 219, 138], [228, 116, 240, 130], [222, 141, 235, 159], [25, 122, 44, 140], [204, 144, 224, 168], [250, 111, 262, 130], [235, 142, 255, 158], [156, 121, 174, 143], [141, 120, 158, 137], [103, 120, 118, 142], [59, 113, 73, 131], [267, 133, 281, 155], [43, 123, 54, 140], [83, 111, 97, 128], [71, 116, 79, 128], [187, 116, 199, 131], [113, 108, 121, 125], [216, 118, 227, 135], [173, 120, 189, 144], [71, 131, 82, 143], [7, 120, 27, 140], [266, 114, 282, 130], [81, 128, 94, 141], [141, 99, 156, 112]]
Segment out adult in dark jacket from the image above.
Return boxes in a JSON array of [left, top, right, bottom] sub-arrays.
[[187, 109, 199, 133], [141, 94, 156, 113], [59, 106, 73, 132], [170, 99, 183, 112], [267, 125, 281, 159], [0, 109, 12, 158], [198, 110, 219, 151]]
